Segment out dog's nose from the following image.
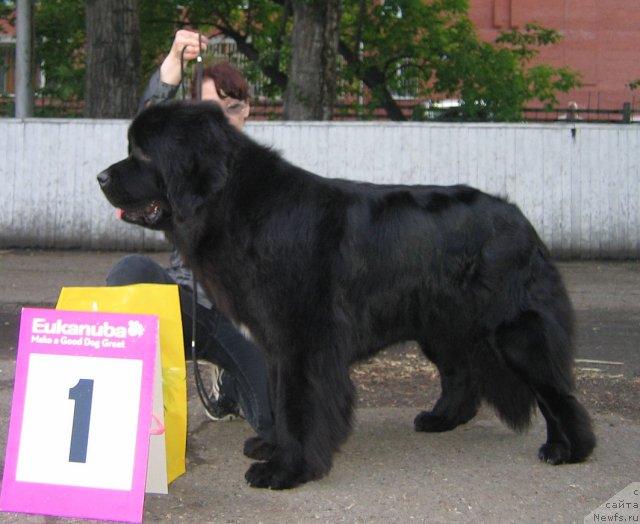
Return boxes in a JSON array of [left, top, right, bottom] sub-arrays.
[[97, 171, 110, 188]]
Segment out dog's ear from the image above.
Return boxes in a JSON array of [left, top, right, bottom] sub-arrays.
[[163, 154, 224, 222], [131, 101, 239, 223], [163, 103, 237, 221], [187, 102, 243, 197]]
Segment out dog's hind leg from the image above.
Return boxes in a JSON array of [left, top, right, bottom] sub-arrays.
[[414, 344, 481, 432], [495, 310, 596, 464], [533, 387, 596, 464]]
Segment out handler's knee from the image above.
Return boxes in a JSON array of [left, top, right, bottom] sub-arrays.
[[106, 254, 171, 286]]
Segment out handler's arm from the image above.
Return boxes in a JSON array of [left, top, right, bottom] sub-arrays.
[[138, 29, 207, 112]]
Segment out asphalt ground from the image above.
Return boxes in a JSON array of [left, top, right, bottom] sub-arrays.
[[0, 249, 638, 523]]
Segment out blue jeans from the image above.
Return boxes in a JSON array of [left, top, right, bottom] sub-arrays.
[[106, 254, 273, 438]]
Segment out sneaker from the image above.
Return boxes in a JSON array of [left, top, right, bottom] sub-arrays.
[[196, 360, 242, 421]]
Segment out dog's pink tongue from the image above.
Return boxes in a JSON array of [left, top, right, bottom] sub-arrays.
[[115, 208, 123, 220]]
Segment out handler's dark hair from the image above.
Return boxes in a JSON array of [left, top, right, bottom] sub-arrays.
[[190, 62, 249, 102]]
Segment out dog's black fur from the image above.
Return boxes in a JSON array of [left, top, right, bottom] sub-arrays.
[[99, 100, 595, 489]]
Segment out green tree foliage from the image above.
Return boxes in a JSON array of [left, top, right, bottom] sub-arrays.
[[339, 0, 478, 119], [35, 0, 85, 100], [180, 0, 581, 121], [180, 0, 291, 97], [23, 0, 176, 102], [18, 0, 581, 120], [337, 1, 581, 120], [138, 0, 182, 79]]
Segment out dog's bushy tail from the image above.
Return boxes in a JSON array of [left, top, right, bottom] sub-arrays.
[[479, 349, 537, 432], [479, 298, 575, 433]]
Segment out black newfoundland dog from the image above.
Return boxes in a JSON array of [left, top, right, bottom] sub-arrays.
[[98, 101, 595, 489]]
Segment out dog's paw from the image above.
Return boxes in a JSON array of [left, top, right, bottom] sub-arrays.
[[538, 442, 571, 465], [243, 436, 276, 461], [414, 411, 460, 433], [245, 461, 303, 490]]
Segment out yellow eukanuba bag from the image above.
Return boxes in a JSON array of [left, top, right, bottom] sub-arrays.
[[56, 283, 186, 484]]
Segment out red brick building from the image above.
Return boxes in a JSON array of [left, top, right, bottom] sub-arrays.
[[469, 0, 640, 112], [0, 17, 16, 94]]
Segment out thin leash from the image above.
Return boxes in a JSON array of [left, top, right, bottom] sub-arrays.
[[180, 35, 226, 419], [191, 275, 226, 418]]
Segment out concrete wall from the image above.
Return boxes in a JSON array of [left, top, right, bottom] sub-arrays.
[[1, 118, 639, 257]]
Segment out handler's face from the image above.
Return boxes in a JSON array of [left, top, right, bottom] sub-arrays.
[[202, 78, 250, 130]]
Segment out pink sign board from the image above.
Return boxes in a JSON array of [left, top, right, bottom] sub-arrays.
[[0, 308, 159, 523]]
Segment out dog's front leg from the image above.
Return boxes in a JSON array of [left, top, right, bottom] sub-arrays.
[[245, 358, 307, 489], [242, 360, 277, 462], [244, 348, 355, 489]]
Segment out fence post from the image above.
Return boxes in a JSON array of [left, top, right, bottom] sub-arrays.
[[622, 102, 631, 123], [15, 0, 35, 118]]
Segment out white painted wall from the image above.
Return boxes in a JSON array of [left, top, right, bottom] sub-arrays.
[[1, 118, 638, 257]]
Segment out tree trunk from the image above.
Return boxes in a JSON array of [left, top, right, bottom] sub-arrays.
[[284, 0, 340, 120], [84, 0, 140, 118]]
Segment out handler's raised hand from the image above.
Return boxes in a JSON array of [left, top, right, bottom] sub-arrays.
[[160, 29, 208, 86]]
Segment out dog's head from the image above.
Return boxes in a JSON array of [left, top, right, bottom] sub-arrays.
[[98, 100, 239, 231]]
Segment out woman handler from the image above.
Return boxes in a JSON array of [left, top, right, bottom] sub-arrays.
[[107, 30, 273, 440]]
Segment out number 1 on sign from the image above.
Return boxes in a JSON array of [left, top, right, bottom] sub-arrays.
[[68, 379, 94, 463]]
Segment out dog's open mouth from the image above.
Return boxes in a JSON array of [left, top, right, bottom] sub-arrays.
[[115, 200, 167, 226]]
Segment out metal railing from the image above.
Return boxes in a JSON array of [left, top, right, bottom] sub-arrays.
[[2, 95, 638, 124], [523, 103, 637, 124]]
